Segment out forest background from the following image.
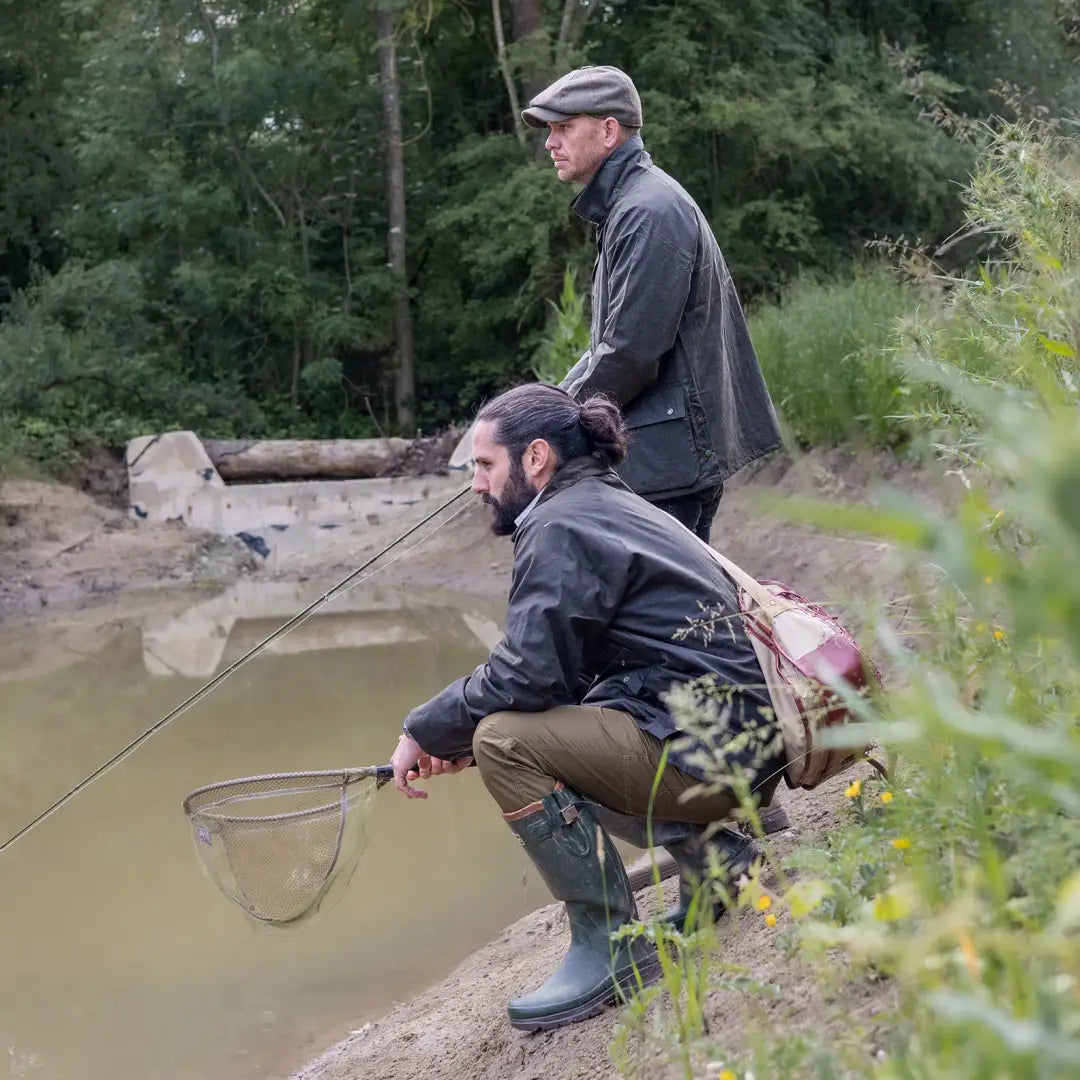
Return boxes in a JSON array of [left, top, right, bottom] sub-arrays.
[[2, 0, 1080, 470]]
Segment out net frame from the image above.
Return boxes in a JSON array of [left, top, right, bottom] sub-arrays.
[[182, 765, 393, 925]]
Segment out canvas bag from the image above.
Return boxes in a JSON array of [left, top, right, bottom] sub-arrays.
[[702, 546, 882, 790]]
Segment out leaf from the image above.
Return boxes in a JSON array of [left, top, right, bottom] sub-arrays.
[[929, 993, 1080, 1067], [1037, 334, 1076, 358], [787, 878, 831, 917], [1052, 871, 1080, 933], [872, 883, 916, 922]]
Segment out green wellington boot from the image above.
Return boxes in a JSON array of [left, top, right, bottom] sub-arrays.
[[591, 806, 763, 930], [505, 785, 662, 1031], [662, 824, 760, 931]]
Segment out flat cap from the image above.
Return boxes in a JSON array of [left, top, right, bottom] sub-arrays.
[[522, 65, 642, 129]]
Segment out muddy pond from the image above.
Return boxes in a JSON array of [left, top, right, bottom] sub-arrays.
[[0, 582, 551, 1080]]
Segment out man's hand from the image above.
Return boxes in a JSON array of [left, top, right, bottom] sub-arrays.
[[390, 732, 472, 799]]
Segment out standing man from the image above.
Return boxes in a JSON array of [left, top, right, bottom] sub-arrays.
[[523, 64, 782, 543], [523, 64, 789, 832], [389, 383, 785, 1031]]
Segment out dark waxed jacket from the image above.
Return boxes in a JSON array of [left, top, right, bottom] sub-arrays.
[[560, 137, 782, 499], [403, 458, 781, 782]]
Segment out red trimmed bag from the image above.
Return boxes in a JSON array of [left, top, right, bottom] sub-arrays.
[[705, 547, 883, 790]]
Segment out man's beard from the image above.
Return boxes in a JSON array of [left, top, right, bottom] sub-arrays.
[[483, 460, 536, 536]]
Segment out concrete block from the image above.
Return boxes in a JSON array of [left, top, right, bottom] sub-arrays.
[[125, 430, 467, 563]]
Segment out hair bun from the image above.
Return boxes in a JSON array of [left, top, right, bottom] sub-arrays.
[[578, 395, 628, 467]]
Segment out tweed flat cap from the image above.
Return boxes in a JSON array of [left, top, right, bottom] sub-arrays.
[[522, 65, 642, 129]]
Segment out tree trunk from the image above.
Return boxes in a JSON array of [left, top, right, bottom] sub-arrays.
[[555, 0, 598, 71], [376, 4, 416, 432], [204, 438, 413, 481], [493, 0, 526, 145], [510, 0, 546, 102]]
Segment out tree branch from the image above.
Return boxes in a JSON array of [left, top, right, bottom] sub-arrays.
[[492, 0, 527, 145]]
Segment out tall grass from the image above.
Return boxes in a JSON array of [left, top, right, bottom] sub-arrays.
[[618, 122, 1080, 1078], [749, 268, 918, 449]]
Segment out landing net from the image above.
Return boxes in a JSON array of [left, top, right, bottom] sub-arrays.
[[182, 768, 387, 926]]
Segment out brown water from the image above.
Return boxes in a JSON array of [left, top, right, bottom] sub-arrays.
[[0, 584, 549, 1080]]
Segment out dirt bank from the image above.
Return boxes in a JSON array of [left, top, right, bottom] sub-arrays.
[[0, 479, 258, 623], [0, 446, 943, 1078]]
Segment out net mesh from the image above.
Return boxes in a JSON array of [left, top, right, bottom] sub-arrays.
[[183, 769, 382, 926]]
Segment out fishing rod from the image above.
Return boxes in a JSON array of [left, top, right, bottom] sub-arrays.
[[0, 480, 475, 855]]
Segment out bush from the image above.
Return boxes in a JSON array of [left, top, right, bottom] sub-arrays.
[[749, 268, 919, 449]]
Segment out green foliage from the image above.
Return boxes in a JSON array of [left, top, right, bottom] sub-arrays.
[[748, 268, 921, 448], [4, 0, 1080, 464], [620, 121, 1080, 1080], [605, 0, 981, 293], [532, 266, 589, 385], [0, 0, 81, 298]]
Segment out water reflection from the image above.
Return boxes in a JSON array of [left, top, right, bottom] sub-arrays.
[[140, 580, 504, 678], [0, 583, 545, 1080]]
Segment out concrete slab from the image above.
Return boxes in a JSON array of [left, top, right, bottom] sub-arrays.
[[126, 431, 468, 565]]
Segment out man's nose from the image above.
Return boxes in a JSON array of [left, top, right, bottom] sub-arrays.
[[545, 131, 558, 150], [471, 471, 488, 496]]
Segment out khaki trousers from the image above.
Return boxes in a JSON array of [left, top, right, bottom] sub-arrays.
[[471, 705, 741, 821]]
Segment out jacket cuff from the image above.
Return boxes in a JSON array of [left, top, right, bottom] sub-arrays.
[[403, 678, 477, 761]]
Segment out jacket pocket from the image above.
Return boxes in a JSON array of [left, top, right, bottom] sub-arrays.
[[624, 388, 687, 429], [620, 385, 701, 494]]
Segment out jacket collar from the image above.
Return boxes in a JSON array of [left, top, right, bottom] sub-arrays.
[[510, 457, 621, 541], [536, 456, 621, 506], [571, 136, 647, 227]]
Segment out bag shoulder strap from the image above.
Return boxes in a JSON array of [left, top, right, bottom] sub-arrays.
[[663, 508, 797, 622], [694, 537, 798, 623]]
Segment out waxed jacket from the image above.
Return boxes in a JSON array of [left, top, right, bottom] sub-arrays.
[[403, 458, 782, 783], [561, 137, 782, 499]]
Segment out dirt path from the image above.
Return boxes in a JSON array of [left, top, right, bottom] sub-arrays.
[[0, 447, 940, 1078]]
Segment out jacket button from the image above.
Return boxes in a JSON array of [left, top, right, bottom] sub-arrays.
[[666, 407, 674, 415], [623, 676, 630, 684]]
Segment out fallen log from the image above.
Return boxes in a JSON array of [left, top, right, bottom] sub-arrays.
[[203, 438, 413, 481]]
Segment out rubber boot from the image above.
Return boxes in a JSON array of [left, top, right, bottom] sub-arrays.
[[663, 825, 760, 931], [591, 804, 701, 851], [755, 791, 791, 835], [592, 805, 764, 930], [505, 786, 662, 1031], [591, 805, 696, 890]]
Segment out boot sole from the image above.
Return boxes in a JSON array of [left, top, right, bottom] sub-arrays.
[[758, 805, 791, 833], [507, 954, 664, 1032]]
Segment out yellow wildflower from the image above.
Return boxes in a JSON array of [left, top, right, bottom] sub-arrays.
[[719, 1071, 737, 1080], [984, 576, 993, 584], [880, 791, 893, 804], [892, 837, 911, 851], [765, 913, 777, 928], [757, 895, 772, 912], [993, 629, 1005, 641], [844, 779, 862, 799], [957, 929, 981, 979]]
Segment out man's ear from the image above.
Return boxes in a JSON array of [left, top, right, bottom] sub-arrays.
[[522, 438, 555, 479], [602, 117, 621, 149]]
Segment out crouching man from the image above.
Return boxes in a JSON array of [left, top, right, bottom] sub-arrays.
[[388, 383, 784, 1031]]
